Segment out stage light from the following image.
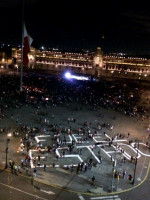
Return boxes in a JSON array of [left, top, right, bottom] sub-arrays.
[[65, 72, 72, 79]]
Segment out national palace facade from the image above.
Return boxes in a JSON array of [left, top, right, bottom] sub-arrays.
[[11, 47, 150, 81]]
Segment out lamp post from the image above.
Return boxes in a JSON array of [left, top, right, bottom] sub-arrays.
[[111, 145, 117, 192], [132, 157, 137, 185], [5, 133, 12, 169]]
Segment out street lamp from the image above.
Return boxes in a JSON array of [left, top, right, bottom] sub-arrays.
[[111, 144, 117, 192], [132, 157, 138, 185], [5, 133, 12, 169]]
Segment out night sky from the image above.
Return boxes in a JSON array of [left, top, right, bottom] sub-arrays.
[[1, 0, 150, 54]]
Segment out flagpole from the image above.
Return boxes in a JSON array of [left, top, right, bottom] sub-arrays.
[[20, 0, 24, 92]]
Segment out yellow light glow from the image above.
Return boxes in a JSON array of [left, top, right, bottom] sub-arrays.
[[7, 133, 12, 137]]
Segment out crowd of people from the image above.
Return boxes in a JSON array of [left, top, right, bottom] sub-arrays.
[[0, 72, 149, 187], [0, 73, 148, 120]]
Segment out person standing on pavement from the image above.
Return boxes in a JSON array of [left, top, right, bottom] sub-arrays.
[[38, 155, 40, 162], [123, 170, 126, 179], [17, 165, 21, 173], [33, 167, 37, 176], [9, 159, 12, 168], [44, 164, 46, 171], [130, 155, 133, 163], [92, 176, 95, 185], [14, 165, 17, 175], [11, 164, 14, 173], [99, 156, 102, 164], [21, 159, 24, 168]]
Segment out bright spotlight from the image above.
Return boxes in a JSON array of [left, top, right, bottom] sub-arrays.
[[65, 72, 72, 79]]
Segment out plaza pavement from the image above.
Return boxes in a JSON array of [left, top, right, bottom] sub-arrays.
[[0, 99, 150, 195]]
